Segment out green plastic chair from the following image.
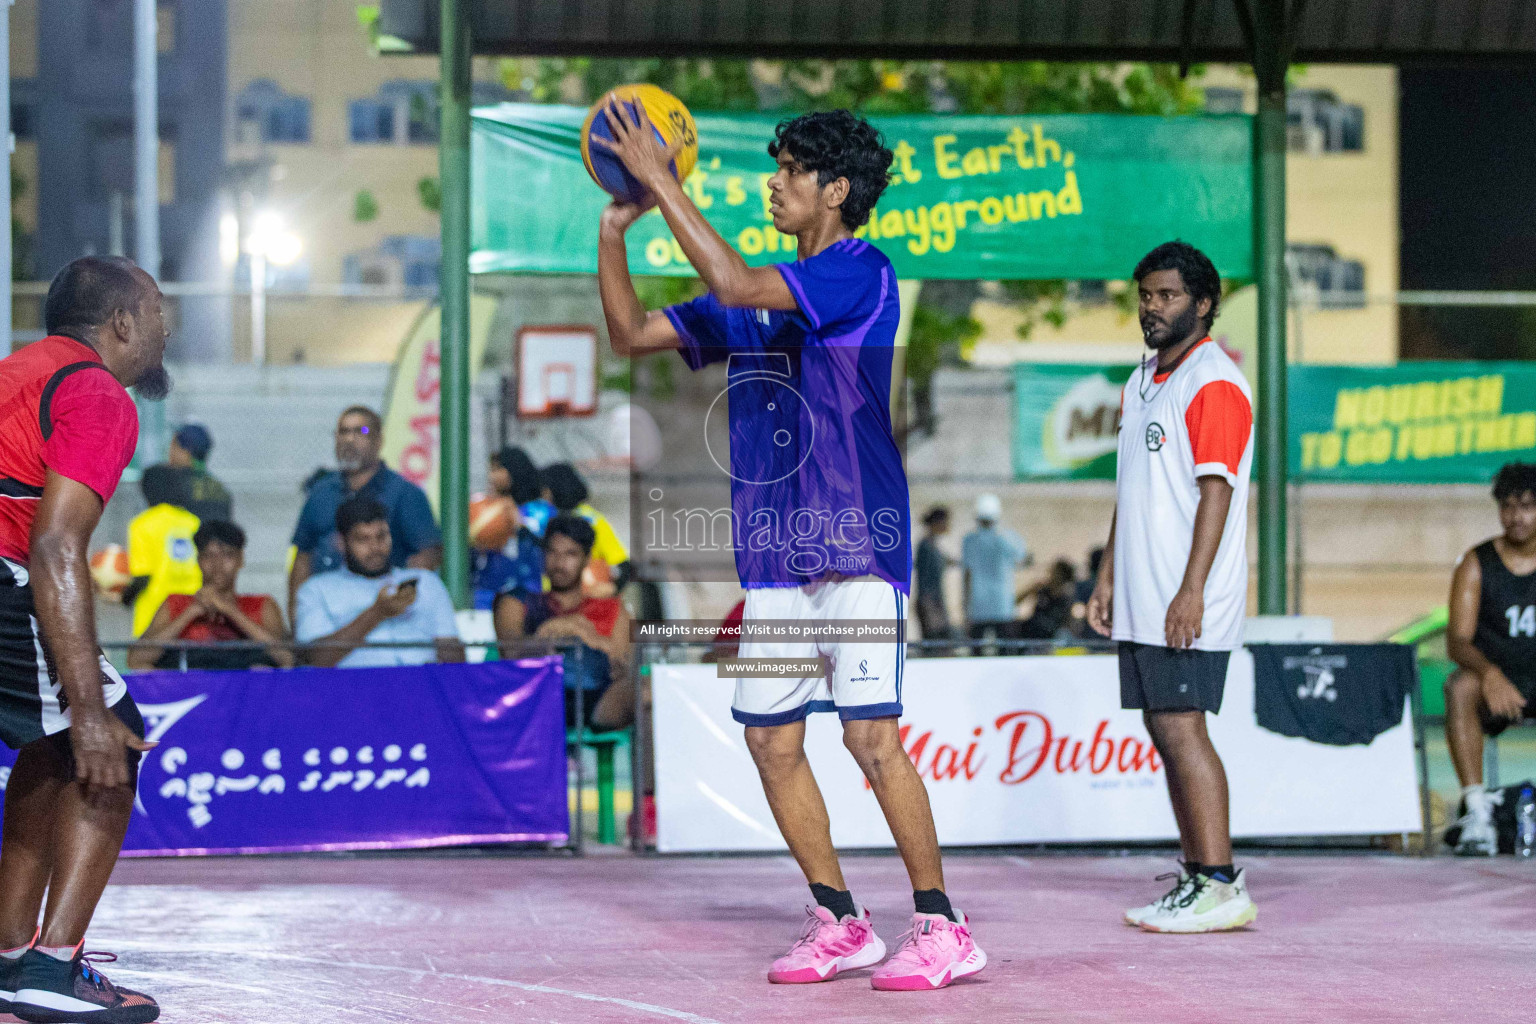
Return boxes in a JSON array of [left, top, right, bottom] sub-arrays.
[[567, 728, 629, 845]]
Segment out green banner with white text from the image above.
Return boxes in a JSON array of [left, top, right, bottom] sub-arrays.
[[471, 104, 1253, 280], [1011, 361, 1536, 483]]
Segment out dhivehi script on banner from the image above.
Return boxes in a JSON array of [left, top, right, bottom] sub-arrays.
[[472, 105, 1253, 281], [651, 652, 1420, 852], [0, 659, 570, 856]]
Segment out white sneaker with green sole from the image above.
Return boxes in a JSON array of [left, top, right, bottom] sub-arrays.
[[1138, 868, 1257, 934], [1123, 866, 1193, 927]]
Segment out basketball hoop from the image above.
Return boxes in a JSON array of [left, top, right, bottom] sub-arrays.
[[517, 326, 598, 419]]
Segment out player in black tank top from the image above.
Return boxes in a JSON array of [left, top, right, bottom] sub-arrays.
[[1444, 462, 1536, 855], [1470, 540, 1536, 689]]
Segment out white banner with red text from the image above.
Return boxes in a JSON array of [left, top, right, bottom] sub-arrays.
[[650, 652, 1421, 852]]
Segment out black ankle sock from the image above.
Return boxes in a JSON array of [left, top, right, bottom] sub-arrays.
[[809, 882, 856, 920], [913, 888, 957, 922], [1199, 864, 1236, 883], [1182, 860, 1202, 877]]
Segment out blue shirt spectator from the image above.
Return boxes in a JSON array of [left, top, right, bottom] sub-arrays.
[[471, 534, 544, 611], [295, 494, 462, 669], [289, 407, 441, 616], [961, 493, 1029, 626]]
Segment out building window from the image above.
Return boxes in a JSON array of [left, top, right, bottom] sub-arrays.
[[11, 104, 33, 142], [347, 81, 509, 145], [347, 100, 396, 144], [1287, 90, 1364, 154], [87, 0, 132, 52], [86, 119, 134, 202], [236, 80, 311, 145], [1288, 244, 1366, 309], [348, 81, 439, 145], [343, 235, 441, 292]]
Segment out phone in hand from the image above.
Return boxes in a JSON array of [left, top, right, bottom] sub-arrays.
[[395, 578, 419, 599]]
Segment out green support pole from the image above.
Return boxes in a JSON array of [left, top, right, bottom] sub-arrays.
[[438, 0, 472, 608], [1252, 0, 1289, 616]]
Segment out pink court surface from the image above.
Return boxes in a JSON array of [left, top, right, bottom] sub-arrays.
[[32, 852, 1534, 1023]]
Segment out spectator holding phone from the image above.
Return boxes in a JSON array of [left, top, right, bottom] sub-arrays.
[[295, 496, 464, 668]]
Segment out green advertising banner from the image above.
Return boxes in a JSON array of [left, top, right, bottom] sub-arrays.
[[1011, 361, 1536, 483], [1011, 362, 1134, 480], [471, 104, 1252, 280], [1291, 362, 1536, 484]]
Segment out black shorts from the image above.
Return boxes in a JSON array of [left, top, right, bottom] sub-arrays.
[[1118, 641, 1231, 714], [1483, 671, 1536, 737], [0, 558, 144, 754]]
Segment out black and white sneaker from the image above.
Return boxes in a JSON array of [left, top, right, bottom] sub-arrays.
[[11, 949, 158, 1023], [1453, 789, 1499, 857]]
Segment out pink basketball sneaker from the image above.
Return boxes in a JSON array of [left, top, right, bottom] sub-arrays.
[[767, 906, 887, 984], [870, 910, 986, 991]]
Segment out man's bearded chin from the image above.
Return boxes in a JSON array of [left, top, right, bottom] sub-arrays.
[[345, 552, 391, 579], [548, 570, 581, 594], [133, 365, 173, 401], [1142, 305, 1202, 351]]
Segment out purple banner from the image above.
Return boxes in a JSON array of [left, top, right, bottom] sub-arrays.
[[0, 657, 569, 856]]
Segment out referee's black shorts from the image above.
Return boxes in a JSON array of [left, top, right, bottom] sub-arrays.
[[0, 557, 144, 764], [1118, 640, 1231, 714]]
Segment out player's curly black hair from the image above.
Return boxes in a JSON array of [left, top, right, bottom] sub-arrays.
[[1133, 240, 1222, 329], [1493, 461, 1536, 501], [768, 111, 894, 231]]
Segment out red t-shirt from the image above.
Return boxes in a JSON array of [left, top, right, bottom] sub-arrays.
[[0, 336, 139, 564], [160, 594, 273, 642], [521, 591, 623, 637]]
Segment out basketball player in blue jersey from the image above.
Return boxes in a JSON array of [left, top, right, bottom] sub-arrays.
[[594, 105, 985, 990]]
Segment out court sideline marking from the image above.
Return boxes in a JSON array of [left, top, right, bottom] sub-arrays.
[[109, 948, 725, 1024]]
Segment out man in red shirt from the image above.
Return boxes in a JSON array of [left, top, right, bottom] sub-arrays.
[[0, 256, 168, 1021], [492, 514, 633, 731]]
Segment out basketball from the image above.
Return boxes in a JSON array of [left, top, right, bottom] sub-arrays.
[[469, 493, 518, 552], [89, 544, 131, 599], [580, 84, 698, 204]]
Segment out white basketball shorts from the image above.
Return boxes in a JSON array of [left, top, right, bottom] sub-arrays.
[[731, 577, 906, 727]]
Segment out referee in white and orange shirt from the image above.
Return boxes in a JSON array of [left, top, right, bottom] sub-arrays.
[[1087, 241, 1257, 935]]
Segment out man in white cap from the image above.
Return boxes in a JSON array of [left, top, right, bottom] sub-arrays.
[[960, 493, 1029, 641]]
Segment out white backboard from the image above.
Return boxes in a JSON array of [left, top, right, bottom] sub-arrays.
[[517, 325, 598, 418]]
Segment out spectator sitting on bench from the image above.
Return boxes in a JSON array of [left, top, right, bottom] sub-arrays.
[[493, 514, 633, 731], [129, 520, 293, 671], [295, 495, 465, 668]]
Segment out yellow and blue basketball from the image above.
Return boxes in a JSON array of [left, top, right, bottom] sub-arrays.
[[580, 84, 698, 205]]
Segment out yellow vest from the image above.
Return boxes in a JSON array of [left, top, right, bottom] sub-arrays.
[[127, 504, 202, 636]]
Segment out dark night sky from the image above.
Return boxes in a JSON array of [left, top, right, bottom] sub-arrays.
[[1400, 66, 1536, 291], [1399, 66, 1536, 359]]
